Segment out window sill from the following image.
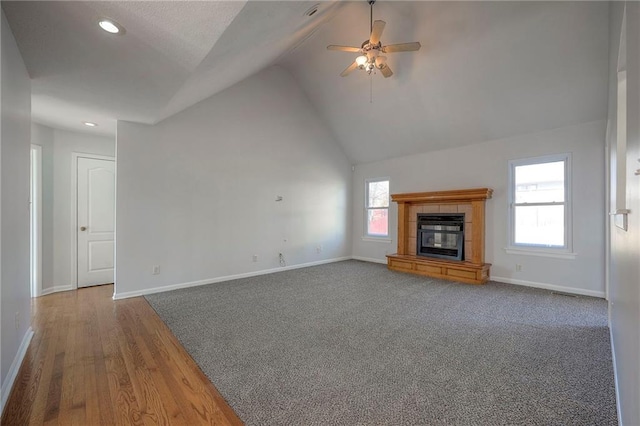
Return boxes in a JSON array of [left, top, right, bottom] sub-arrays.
[[504, 247, 577, 260], [362, 237, 392, 243]]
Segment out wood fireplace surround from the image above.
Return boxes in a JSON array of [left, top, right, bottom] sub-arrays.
[[386, 188, 493, 285]]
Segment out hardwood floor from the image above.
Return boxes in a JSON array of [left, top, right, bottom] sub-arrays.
[[1, 285, 243, 425]]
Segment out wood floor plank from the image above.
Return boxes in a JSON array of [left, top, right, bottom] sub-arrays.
[[43, 308, 70, 424], [3, 333, 43, 424], [116, 305, 172, 426], [89, 303, 115, 426], [28, 308, 60, 425], [84, 302, 102, 426], [1, 284, 243, 426], [100, 301, 146, 426], [121, 302, 186, 424], [135, 300, 242, 425], [42, 352, 64, 424], [130, 302, 203, 425], [57, 302, 78, 425]]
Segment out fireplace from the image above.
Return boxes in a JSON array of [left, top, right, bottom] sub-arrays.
[[417, 214, 465, 261], [386, 188, 492, 285]]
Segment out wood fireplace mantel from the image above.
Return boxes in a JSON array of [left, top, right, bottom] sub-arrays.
[[387, 188, 493, 285]]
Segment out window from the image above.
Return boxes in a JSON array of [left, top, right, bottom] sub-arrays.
[[508, 154, 571, 252], [365, 178, 390, 238]]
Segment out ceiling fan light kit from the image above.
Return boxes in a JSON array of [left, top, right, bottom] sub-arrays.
[[327, 0, 421, 78]]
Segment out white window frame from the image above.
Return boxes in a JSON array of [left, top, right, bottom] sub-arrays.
[[364, 177, 391, 241], [506, 154, 575, 259]]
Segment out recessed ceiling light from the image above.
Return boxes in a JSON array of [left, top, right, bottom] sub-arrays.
[[98, 19, 124, 35], [83, 122, 98, 127]]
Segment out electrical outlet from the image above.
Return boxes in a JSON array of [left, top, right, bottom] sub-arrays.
[[316, 245, 323, 254], [15, 312, 20, 331], [515, 264, 522, 272], [152, 265, 160, 275], [253, 255, 258, 262]]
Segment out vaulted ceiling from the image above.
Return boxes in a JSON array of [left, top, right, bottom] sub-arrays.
[[2, 1, 610, 164], [284, 1, 610, 163], [2, 1, 345, 135]]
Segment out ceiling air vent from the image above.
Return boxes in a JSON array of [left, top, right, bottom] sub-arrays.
[[304, 4, 320, 17]]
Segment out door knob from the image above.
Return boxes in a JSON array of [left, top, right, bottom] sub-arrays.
[[80, 226, 87, 231]]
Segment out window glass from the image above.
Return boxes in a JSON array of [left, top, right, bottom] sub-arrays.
[[515, 161, 565, 204], [509, 155, 570, 250], [514, 205, 564, 247], [367, 180, 389, 208], [367, 209, 389, 236], [365, 179, 389, 237]]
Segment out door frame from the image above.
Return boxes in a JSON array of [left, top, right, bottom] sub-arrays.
[[71, 152, 116, 289], [30, 144, 43, 297]]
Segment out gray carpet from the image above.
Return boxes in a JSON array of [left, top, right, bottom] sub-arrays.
[[145, 260, 617, 425]]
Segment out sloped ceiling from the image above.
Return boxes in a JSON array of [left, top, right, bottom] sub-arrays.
[[3, 1, 610, 165], [1, 1, 344, 135], [282, 1, 610, 163]]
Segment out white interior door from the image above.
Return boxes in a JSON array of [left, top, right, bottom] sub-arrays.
[[77, 157, 115, 288]]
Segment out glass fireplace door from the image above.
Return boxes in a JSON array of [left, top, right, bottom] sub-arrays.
[[416, 215, 465, 261]]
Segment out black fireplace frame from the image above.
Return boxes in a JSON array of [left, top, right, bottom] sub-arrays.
[[416, 213, 465, 261]]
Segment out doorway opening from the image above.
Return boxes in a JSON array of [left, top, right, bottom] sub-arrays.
[[30, 145, 42, 298]]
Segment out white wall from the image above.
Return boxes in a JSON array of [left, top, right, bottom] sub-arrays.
[[115, 65, 352, 298], [1, 11, 32, 411], [607, 3, 640, 425], [31, 123, 115, 293], [353, 120, 606, 297]]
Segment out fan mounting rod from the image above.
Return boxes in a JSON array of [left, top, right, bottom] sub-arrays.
[[369, 0, 375, 33]]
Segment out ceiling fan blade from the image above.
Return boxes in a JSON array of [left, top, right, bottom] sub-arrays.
[[382, 42, 421, 53], [327, 45, 361, 53], [340, 61, 358, 77], [380, 65, 393, 78], [369, 20, 386, 45]]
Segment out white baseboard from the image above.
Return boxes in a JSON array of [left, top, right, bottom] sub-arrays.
[[492, 276, 605, 298], [609, 322, 624, 426], [0, 327, 34, 416], [40, 285, 74, 296], [113, 256, 353, 300], [351, 256, 388, 265], [114, 261, 603, 300]]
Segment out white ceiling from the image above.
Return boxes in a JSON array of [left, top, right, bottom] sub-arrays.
[[282, 1, 610, 163], [2, 0, 344, 136], [3, 1, 610, 164]]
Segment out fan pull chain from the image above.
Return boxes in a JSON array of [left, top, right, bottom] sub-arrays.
[[370, 75, 373, 103]]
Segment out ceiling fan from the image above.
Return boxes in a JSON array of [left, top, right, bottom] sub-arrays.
[[327, 0, 421, 78]]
